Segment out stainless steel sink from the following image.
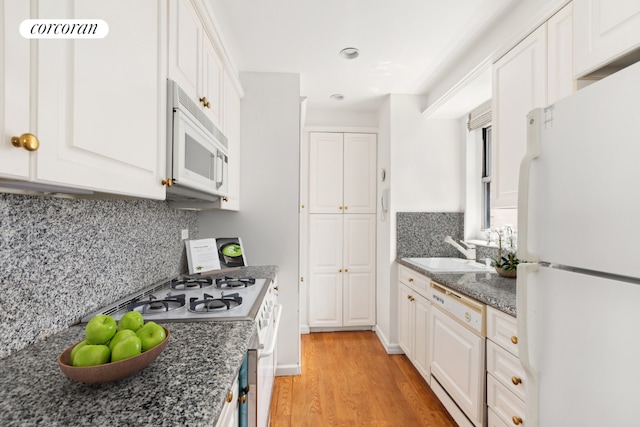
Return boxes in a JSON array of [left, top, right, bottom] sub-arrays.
[[404, 257, 495, 274]]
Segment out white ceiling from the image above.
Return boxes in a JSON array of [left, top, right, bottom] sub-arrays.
[[209, 0, 515, 114]]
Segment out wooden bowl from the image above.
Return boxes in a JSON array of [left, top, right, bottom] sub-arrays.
[[58, 327, 170, 384]]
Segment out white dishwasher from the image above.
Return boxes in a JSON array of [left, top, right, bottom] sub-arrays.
[[428, 281, 486, 427]]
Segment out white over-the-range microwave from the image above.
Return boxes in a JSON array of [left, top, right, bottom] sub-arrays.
[[165, 79, 228, 203]]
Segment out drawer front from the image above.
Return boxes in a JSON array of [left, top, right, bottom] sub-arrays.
[[487, 307, 519, 357], [398, 265, 430, 299], [487, 340, 526, 401], [487, 374, 525, 427], [488, 408, 510, 427]]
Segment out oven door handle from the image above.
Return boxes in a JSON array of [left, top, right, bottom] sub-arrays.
[[259, 304, 282, 358]]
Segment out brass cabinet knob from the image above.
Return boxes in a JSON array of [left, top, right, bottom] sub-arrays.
[[238, 394, 247, 404], [161, 179, 173, 187], [339, 269, 342, 273], [226, 391, 233, 403], [512, 416, 523, 425], [408, 278, 414, 282], [222, 197, 229, 202], [11, 133, 40, 151], [344, 268, 348, 273], [339, 206, 343, 210], [511, 376, 522, 385], [344, 206, 348, 210], [511, 336, 518, 344], [200, 97, 211, 108], [274, 286, 279, 291]]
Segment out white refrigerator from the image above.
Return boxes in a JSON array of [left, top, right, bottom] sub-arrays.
[[517, 59, 640, 427]]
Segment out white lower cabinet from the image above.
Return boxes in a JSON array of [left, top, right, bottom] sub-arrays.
[[309, 214, 376, 327], [486, 307, 525, 427], [216, 373, 239, 427], [397, 267, 431, 381], [429, 305, 485, 427]]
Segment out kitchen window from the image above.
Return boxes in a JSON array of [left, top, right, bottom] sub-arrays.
[[481, 126, 491, 230]]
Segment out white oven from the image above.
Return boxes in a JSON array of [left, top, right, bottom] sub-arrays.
[[249, 283, 281, 427], [166, 79, 228, 202]]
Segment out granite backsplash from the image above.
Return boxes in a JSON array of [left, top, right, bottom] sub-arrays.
[[397, 212, 500, 262], [0, 193, 198, 359]]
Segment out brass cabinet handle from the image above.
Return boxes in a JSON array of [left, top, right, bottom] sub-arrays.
[[11, 133, 40, 151], [511, 376, 522, 385], [339, 206, 343, 210], [511, 336, 518, 344], [200, 97, 211, 108], [408, 278, 414, 283], [344, 268, 348, 273], [222, 197, 229, 202], [226, 391, 233, 403], [274, 286, 279, 291], [238, 394, 247, 404], [344, 206, 348, 210], [339, 269, 342, 273], [512, 416, 523, 425], [161, 179, 173, 187]]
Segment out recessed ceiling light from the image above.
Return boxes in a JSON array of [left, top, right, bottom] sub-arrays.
[[330, 94, 345, 101], [339, 47, 360, 60]]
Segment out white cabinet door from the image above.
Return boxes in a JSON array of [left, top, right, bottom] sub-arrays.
[[168, 0, 200, 102], [309, 214, 343, 327], [413, 294, 431, 381], [492, 24, 547, 208], [309, 132, 344, 213], [168, 0, 224, 130], [547, 3, 575, 104], [215, 374, 239, 427], [219, 73, 241, 211], [343, 214, 376, 326], [429, 305, 485, 427], [0, 0, 30, 180], [36, 0, 165, 199], [574, 0, 640, 78], [309, 132, 376, 214], [398, 283, 415, 357], [343, 133, 377, 214], [201, 36, 224, 129]]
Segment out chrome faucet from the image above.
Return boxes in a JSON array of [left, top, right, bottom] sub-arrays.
[[444, 236, 476, 260]]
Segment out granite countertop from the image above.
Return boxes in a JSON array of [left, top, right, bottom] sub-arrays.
[[0, 265, 280, 427], [396, 258, 517, 317]]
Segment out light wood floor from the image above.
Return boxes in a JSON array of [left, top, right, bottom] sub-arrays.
[[269, 331, 457, 427]]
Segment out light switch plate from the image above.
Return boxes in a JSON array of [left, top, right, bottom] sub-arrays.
[[181, 229, 189, 240]]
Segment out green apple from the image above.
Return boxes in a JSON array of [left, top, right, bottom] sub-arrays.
[[108, 329, 137, 351], [72, 344, 111, 367], [111, 336, 142, 362], [69, 340, 88, 365], [85, 314, 117, 345], [118, 311, 144, 332], [136, 321, 166, 351]]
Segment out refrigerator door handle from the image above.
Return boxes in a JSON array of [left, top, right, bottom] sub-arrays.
[[517, 108, 542, 263], [517, 262, 540, 427]]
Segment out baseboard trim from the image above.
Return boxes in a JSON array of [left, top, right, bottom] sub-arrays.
[[300, 325, 310, 334], [375, 325, 404, 354], [276, 364, 301, 376]]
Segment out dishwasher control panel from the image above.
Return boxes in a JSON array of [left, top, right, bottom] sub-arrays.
[[430, 281, 485, 336]]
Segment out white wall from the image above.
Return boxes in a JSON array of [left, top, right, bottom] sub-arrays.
[[305, 108, 378, 128], [376, 94, 464, 351], [199, 72, 301, 376]]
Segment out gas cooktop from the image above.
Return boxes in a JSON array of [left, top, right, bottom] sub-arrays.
[[81, 274, 271, 323]]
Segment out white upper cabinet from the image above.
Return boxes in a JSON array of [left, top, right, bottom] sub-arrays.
[[547, 2, 575, 104], [492, 25, 547, 208], [169, 0, 224, 130], [574, 0, 640, 78], [492, 3, 574, 208], [1, 0, 166, 199], [309, 132, 377, 214], [219, 73, 242, 211]]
